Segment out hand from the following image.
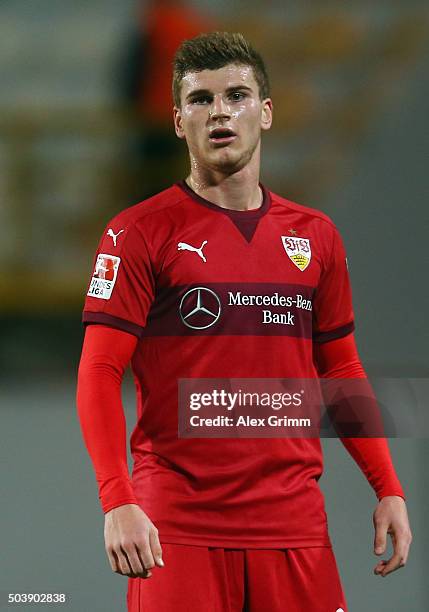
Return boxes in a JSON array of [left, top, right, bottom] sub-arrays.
[[373, 496, 412, 577], [104, 503, 164, 579]]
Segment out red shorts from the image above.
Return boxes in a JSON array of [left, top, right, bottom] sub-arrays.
[[127, 544, 348, 611]]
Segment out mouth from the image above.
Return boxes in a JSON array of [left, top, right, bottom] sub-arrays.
[[208, 128, 237, 145]]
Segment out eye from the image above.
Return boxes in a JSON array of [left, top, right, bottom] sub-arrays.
[[191, 95, 211, 105], [229, 91, 246, 101]]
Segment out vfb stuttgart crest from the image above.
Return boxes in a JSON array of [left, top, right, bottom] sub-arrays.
[[281, 236, 311, 271]]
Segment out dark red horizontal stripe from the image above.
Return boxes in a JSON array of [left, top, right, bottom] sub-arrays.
[[142, 283, 314, 338], [312, 321, 355, 343], [83, 312, 145, 338]]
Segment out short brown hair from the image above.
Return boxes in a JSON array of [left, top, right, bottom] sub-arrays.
[[172, 31, 270, 107]]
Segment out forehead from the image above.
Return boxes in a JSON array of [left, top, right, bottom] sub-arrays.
[[180, 64, 258, 98]]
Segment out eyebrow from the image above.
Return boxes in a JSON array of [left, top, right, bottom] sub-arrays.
[[185, 85, 253, 101]]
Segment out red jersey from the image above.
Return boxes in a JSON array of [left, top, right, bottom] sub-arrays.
[[82, 181, 354, 548]]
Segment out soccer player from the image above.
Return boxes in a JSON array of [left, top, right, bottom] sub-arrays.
[[77, 32, 412, 612]]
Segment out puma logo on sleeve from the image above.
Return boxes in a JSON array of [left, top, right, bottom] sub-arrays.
[[107, 228, 124, 247]]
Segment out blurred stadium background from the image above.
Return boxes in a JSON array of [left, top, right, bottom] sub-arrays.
[[1, 1, 428, 610]]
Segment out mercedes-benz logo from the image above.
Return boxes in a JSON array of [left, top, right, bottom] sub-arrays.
[[179, 287, 221, 330]]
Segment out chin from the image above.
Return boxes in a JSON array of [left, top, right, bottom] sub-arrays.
[[210, 150, 245, 173]]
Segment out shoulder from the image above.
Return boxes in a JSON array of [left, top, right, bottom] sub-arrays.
[[93, 184, 188, 257], [107, 184, 188, 230], [269, 189, 337, 230]]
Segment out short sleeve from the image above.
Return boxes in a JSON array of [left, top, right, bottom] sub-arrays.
[[312, 226, 355, 343], [82, 221, 155, 338]]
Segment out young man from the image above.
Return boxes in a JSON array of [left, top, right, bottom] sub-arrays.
[[77, 32, 412, 612]]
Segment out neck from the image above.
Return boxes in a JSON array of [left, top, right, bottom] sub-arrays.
[[186, 144, 262, 211]]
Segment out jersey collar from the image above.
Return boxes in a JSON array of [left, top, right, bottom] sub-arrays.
[[177, 179, 271, 219]]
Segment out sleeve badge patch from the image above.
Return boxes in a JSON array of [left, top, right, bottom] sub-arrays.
[[281, 236, 311, 271], [87, 254, 121, 300]]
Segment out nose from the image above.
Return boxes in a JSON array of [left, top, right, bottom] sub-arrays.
[[209, 94, 231, 120]]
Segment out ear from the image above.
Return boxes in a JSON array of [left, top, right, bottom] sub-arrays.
[[261, 98, 273, 131], [173, 106, 186, 139]]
